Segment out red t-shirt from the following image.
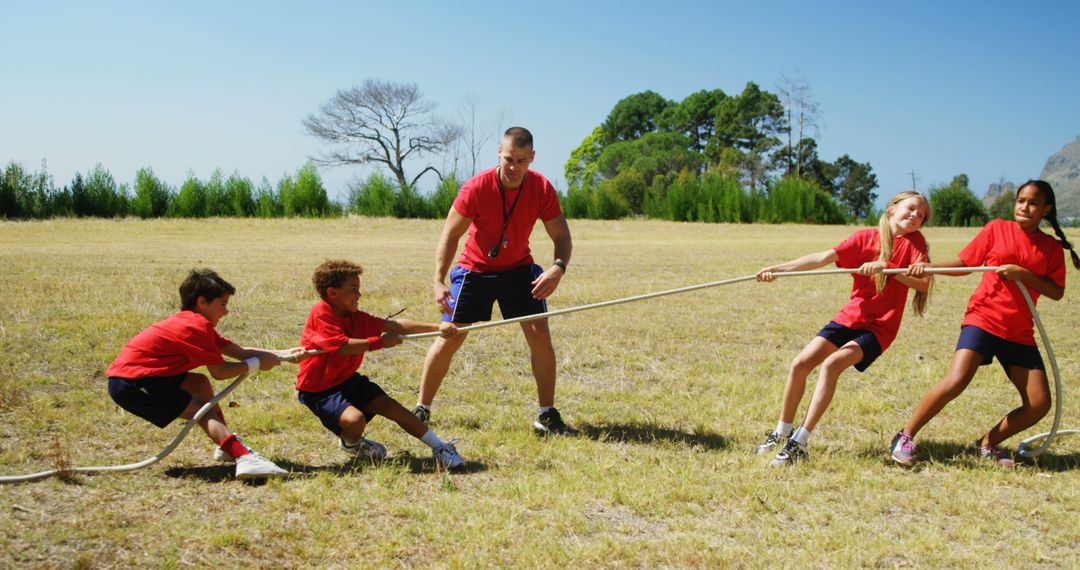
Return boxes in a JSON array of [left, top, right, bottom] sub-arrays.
[[106, 311, 231, 379], [831, 228, 929, 351], [296, 300, 387, 392], [958, 219, 1065, 345], [453, 167, 562, 273]]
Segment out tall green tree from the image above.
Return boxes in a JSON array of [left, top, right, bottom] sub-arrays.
[[131, 167, 171, 218], [84, 164, 127, 217], [601, 90, 672, 144], [176, 173, 207, 218], [658, 88, 727, 153], [831, 155, 878, 221], [930, 174, 988, 227], [707, 82, 786, 191]]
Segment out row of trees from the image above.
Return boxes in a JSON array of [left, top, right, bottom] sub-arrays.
[[0, 161, 336, 219], [0, 159, 474, 220], [564, 81, 881, 223]]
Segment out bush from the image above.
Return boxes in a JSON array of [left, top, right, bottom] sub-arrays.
[[930, 175, 988, 227]]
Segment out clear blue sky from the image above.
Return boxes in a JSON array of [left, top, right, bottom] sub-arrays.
[[3, 1, 1079, 207]]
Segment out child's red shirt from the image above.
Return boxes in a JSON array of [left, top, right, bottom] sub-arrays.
[[296, 300, 387, 392], [831, 228, 929, 351], [106, 311, 231, 379], [958, 219, 1065, 345]]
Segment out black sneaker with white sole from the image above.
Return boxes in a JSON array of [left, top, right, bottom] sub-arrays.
[[770, 438, 808, 466], [533, 408, 572, 435], [755, 431, 786, 455], [412, 405, 431, 424]]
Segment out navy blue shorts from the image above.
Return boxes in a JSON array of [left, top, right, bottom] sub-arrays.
[[816, 321, 883, 372], [442, 263, 547, 323], [108, 374, 192, 428], [956, 325, 1045, 371], [297, 373, 387, 435]]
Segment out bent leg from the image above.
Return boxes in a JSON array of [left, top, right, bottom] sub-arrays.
[[178, 373, 229, 444], [779, 337, 837, 424], [364, 395, 428, 439], [983, 366, 1051, 447], [338, 405, 369, 444], [801, 342, 863, 432], [520, 318, 556, 408], [902, 349, 983, 437], [418, 329, 470, 407]]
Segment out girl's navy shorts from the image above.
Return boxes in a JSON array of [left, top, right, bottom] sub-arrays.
[[816, 321, 883, 372], [956, 325, 1045, 371]]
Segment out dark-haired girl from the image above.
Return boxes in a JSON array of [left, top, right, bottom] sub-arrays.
[[891, 180, 1079, 466]]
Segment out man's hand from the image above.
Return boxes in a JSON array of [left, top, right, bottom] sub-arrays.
[[434, 281, 453, 316], [531, 265, 564, 299]]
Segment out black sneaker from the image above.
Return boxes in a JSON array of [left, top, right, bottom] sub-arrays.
[[533, 408, 572, 435], [755, 431, 785, 455], [770, 438, 808, 466], [412, 405, 430, 424]]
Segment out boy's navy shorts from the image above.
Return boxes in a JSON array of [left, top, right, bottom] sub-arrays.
[[816, 321, 883, 372], [108, 374, 191, 428], [297, 373, 387, 435], [956, 325, 1045, 371], [442, 263, 547, 323]]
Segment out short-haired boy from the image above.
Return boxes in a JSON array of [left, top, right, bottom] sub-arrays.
[[107, 269, 305, 480], [296, 260, 466, 470]]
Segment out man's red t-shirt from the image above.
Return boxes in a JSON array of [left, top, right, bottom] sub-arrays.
[[958, 219, 1065, 346], [106, 311, 231, 379], [831, 228, 929, 351], [453, 167, 562, 273], [296, 300, 387, 392]]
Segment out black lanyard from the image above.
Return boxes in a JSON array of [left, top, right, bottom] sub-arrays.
[[495, 168, 525, 251]]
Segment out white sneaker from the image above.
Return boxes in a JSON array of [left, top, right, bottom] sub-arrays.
[[339, 437, 387, 461], [433, 442, 465, 471], [234, 452, 289, 480], [213, 447, 235, 463]]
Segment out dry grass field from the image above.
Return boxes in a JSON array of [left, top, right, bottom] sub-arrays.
[[1, 217, 1078, 568]]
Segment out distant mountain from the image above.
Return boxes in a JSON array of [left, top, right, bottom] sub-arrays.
[[982, 136, 1080, 220], [1040, 136, 1080, 219], [982, 181, 1015, 208]]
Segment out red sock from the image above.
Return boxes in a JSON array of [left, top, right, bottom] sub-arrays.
[[220, 434, 251, 459]]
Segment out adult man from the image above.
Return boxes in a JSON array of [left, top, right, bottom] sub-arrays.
[[413, 127, 574, 434]]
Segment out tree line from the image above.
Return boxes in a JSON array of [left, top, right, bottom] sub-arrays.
[[3, 77, 1025, 226], [0, 160, 463, 220]]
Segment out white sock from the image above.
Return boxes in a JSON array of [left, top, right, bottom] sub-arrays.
[[775, 421, 794, 437], [791, 426, 811, 446], [539, 406, 554, 414], [420, 429, 445, 450], [415, 403, 430, 411]]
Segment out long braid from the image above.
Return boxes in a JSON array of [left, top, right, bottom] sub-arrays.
[[1046, 212, 1080, 269], [1020, 179, 1080, 270]]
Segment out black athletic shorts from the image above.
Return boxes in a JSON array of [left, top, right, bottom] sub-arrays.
[[442, 263, 548, 323]]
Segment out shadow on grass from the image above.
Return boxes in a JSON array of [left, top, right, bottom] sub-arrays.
[[164, 452, 487, 483], [859, 438, 1080, 472], [575, 421, 729, 450]]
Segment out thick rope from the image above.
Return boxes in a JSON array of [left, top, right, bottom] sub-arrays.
[[0, 370, 254, 484], [0, 265, 1066, 482]]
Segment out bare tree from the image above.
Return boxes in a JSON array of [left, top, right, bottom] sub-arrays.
[[303, 79, 462, 189], [776, 72, 821, 178], [457, 94, 513, 177]]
